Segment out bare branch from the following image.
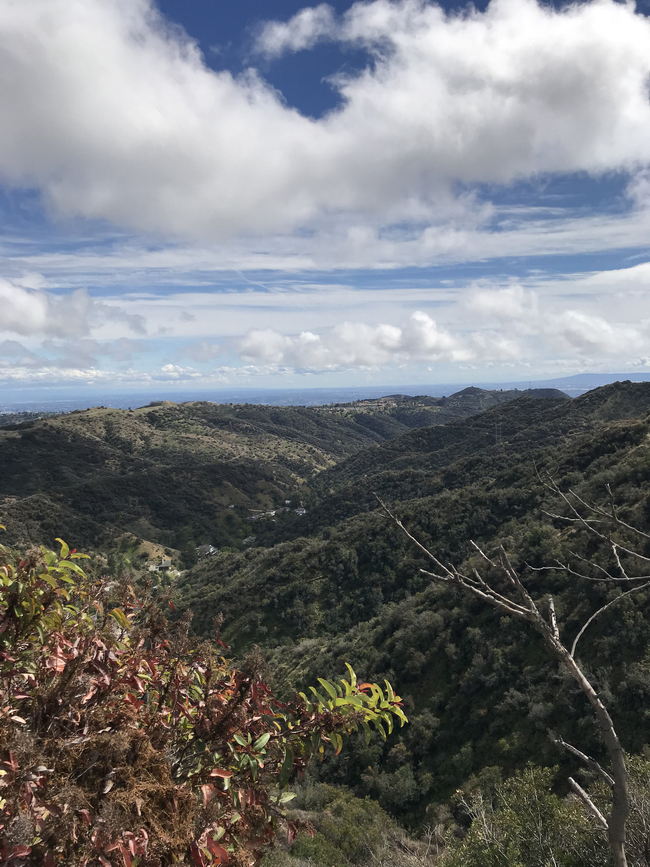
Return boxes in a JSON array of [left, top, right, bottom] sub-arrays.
[[542, 482, 611, 544], [540, 475, 650, 573], [470, 540, 499, 569], [571, 583, 650, 658], [418, 568, 531, 620], [552, 735, 615, 788], [375, 495, 453, 579], [547, 596, 560, 641], [529, 556, 650, 584], [611, 544, 630, 581], [568, 777, 609, 831], [569, 487, 650, 543], [388, 476, 634, 866], [497, 546, 541, 618]]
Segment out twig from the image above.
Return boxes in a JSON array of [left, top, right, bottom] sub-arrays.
[[571, 583, 650, 658], [552, 735, 615, 788], [568, 777, 609, 830]]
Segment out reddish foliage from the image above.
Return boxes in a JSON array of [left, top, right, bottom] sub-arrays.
[[0, 537, 404, 866]]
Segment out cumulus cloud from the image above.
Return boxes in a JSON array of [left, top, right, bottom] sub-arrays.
[[238, 292, 650, 374], [254, 4, 336, 58], [1, 0, 650, 241], [241, 311, 473, 369], [159, 363, 202, 379], [0, 361, 277, 387], [0, 279, 94, 337], [552, 310, 646, 356], [0, 277, 145, 338]]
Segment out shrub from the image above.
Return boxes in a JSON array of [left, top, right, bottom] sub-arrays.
[[440, 766, 607, 867], [0, 532, 405, 866]]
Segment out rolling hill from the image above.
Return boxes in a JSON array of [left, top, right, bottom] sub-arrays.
[[0, 387, 542, 558], [176, 381, 650, 818]]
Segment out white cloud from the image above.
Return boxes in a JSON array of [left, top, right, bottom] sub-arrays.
[[159, 363, 202, 379], [1, 0, 650, 244], [181, 340, 222, 362], [465, 281, 650, 359], [0, 339, 41, 366], [0, 279, 93, 337], [238, 290, 650, 374], [0, 277, 145, 338], [626, 169, 650, 210], [552, 310, 646, 356], [466, 284, 538, 321], [254, 4, 336, 58], [0, 361, 284, 387], [241, 311, 472, 369]]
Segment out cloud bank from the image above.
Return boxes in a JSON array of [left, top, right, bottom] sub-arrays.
[[1, 0, 650, 242], [238, 289, 650, 373]]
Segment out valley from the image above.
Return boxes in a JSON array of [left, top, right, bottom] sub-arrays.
[[3, 380, 650, 865]]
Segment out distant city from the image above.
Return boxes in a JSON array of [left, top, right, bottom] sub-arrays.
[[3, 372, 650, 414]]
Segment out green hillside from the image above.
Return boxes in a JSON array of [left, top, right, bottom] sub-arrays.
[[177, 381, 650, 819], [0, 389, 536, 557], [5, 380, 650, 851]]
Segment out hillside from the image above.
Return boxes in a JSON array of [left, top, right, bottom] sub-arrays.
[[7, 380, 650, 831], [177, 381, 650, 818], [0, 388, 538, 558]]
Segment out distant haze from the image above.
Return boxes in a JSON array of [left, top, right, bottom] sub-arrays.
[[3, 372, 650, 414]]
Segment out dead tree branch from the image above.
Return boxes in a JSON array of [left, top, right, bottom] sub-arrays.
[[571, 582, 650, 658], [379, 489, 635, 867]]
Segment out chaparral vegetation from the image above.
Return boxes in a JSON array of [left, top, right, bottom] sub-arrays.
[[3, 382, 650, 865]]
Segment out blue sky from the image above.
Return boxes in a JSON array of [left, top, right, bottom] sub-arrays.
[[2, 0, 650, 394]]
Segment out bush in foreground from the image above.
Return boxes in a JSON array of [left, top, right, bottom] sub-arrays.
[[0, 532, 405, 866]]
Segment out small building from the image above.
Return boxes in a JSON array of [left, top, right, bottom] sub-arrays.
[[196, 544, 219, 559], [148, 556, 173, 573]]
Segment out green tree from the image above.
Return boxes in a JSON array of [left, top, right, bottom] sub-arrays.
[[383, 479, 650, 867]]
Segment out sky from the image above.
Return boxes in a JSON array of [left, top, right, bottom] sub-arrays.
[[2, 0, 650, 394]]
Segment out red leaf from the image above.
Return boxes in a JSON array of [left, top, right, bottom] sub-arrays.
[[201, 784, 216, 807], [2, 751, 19, 772], [189, 842, 206, 867], [46, 649, 67, 673], [81, 686, 98, 705], [208, 768, 233, 779], [205, 836, 230, 863]]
